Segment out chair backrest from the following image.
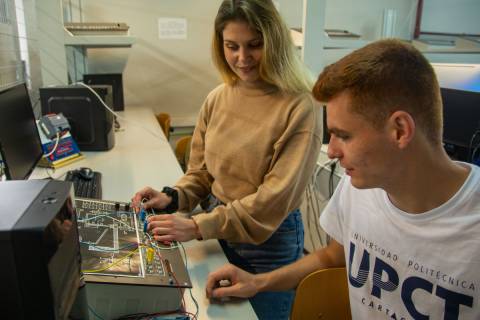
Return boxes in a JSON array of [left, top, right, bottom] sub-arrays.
[[155, 112, 171, 140], [175, 135, 192, 172], [290, 267, 351, 320]]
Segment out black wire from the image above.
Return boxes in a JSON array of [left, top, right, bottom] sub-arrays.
[[114, 313, 150, 320], [304, 183, 315, 250], [311, 164, 329, 248], [179, 242, 199, 319], [328, 160, 337, 198], [468, 130, 480, 163], [306, 161, 338, 249]]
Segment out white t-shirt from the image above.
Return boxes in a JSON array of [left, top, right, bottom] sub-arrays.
[[320, 163, 480, 320]]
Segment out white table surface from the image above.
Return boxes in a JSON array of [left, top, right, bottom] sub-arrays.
[[31, 106, 257, 319]]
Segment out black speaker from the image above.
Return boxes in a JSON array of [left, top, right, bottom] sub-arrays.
[[83, 73, 124, 111], [39, 85, 115, 151]]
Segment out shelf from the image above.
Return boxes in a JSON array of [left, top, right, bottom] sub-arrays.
[[323, 37, 369, 49], [64, 29, 135, 47], [290, 28, 369, 50], [412, 38, 480, 54]]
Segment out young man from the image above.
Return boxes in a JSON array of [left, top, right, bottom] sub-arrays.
[[205, 39, 480, 319]]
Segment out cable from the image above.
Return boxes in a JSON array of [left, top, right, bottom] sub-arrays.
[[328, 160, 338, 198], [169, 270, 187, 316], [43, 132, 61, 157], [82, 247, 139, 273], [179, 242, 199, 320], [305, 159, 334, 250], [74, 82, 169, 143], [79, 201, 196, 319], [43, 167, 69, 181], [80, 241, 138, 252], [311, 183, 326, 247], [88, 305, 106, 320], [77, 212, 136, 231], [468, 130, 480, 163], [145, 233, 180, 250], [304, 183, 316, 250]]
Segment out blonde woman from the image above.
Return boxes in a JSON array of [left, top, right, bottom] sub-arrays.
[[133, 1, 322, 318]]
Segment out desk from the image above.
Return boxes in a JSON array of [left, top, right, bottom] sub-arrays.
[[31, 107, 257, 319]]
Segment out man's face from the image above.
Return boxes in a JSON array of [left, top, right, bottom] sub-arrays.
[[326, 91, 397, 189]]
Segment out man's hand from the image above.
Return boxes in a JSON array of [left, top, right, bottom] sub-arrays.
[[205, 239, 346, 297], [131, 186, 171, 212], [147, 214, 200, 242], [206, 264, 260, 299]]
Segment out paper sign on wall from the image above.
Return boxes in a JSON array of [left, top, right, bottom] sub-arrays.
[[158, 18, 187, 39]]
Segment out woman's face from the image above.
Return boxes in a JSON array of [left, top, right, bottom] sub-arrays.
[[222, 20, 264, 85]]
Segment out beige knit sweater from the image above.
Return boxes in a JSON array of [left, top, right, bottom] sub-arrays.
[[175, 82, 323, 244]]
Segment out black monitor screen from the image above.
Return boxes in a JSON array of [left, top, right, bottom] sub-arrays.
[[0, 83, 43, 180], [441, 87, 480, 162]]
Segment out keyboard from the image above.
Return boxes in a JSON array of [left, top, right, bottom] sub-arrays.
[[65, 170, 102, 199]]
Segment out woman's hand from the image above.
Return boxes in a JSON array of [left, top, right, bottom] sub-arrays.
[[206, 264, 259, 299], [131, 186, 171, 212], [147, 214, 201, 242]]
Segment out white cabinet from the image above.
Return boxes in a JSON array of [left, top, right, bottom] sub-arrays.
[[290, 0, 480, 75], [291, 0, 418, 74]]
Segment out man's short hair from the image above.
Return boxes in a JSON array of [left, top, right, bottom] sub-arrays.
[[313, 39, 443, 145]]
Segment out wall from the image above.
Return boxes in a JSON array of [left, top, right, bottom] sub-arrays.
[[272, 0, 418, 75], [275, 0, 417, 40], [0, 0, 42, 115], [0, 0, 22, 91], [421, 0, 480, 35], [274, 0, 303, 29], [324, 0, 417, 41], [70, 0, 403, 126], [73, 0, 223, 126]]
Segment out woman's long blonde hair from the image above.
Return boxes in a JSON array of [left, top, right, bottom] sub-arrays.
[[212, 0, 313, 94]]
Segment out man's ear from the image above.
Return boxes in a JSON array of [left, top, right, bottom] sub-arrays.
[[387, 110, 415, 149]]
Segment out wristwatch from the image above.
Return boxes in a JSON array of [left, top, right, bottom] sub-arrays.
[[161, 186, 178, 213]]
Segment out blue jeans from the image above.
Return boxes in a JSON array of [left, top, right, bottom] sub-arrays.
[[205, 196, 304, 319]]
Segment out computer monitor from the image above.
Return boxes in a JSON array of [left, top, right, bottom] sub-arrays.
[[440, 88, 480, 162], [432, 63, 480, 163], [0, 83, 43, 180], [40, 85, 115, 151], [0, 180, 84, 319], [83, 73, 125, 111], [432, 63, 480, 93]]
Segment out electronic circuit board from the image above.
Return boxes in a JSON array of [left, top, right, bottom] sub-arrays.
[[75, 198, 191, 287]]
